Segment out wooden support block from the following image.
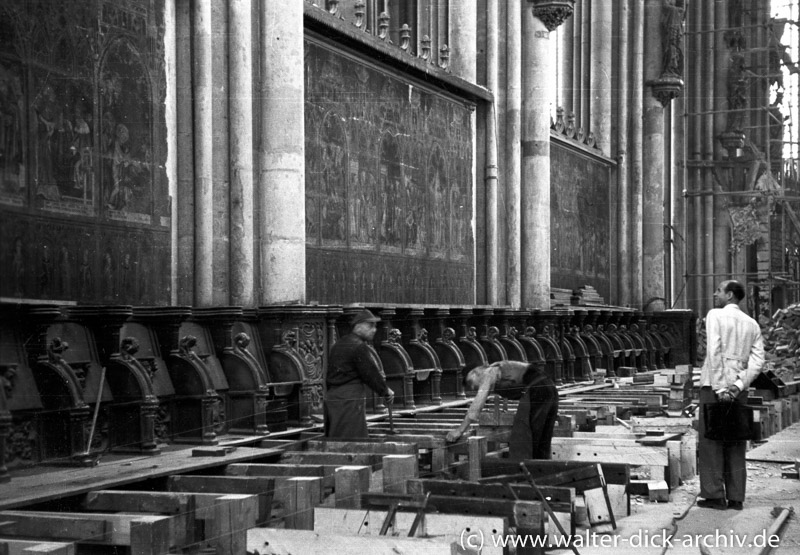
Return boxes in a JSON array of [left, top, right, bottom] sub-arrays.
[[583, 488, 615, 532], [199, 494, 254, 553], [383, 455, 418, 494], [680, 431, 697, 482], [0, 540, 74, 555], [247, 528, 467, 554], [283, 477, 322, 530], [667, 440, 682, 489], [334, 466, 371, 509], [305, 440, 419, 457], [167, 475, 275, 526], [467, 436, 487, 481], [791, 394, 800, 423], [647, 480, 670, 502], [129, 516, 173, 555]]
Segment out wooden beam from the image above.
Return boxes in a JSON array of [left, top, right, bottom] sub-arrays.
[[305, 440, 419, 456], [0, 511, 177, 553], [382, 455, 418, 494], [280, 451, 384, 468], [246, 527, 464, 554], [0, 540, 74, 555], [406, 479, 574, 513], [166, 475, 275, 525], [334, 466, 371, 509], [359, 493, 544, 532]]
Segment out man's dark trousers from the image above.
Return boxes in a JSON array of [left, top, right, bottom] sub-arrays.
[[699, 386, 748, 502], [508, 376, 559, 461]]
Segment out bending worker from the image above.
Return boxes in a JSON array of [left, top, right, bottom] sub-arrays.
[[324, 309, 394, 438], [446, 360, 559, 460]]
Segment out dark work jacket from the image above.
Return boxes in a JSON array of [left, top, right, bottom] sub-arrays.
[[326, 333, 389, 396]]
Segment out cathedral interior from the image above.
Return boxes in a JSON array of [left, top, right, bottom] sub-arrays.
[[0, 0, 799, 551]]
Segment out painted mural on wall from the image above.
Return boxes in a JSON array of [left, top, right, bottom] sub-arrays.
[[0, 0, 169, 304], [550, 141, 611, 299], [304, 38, 474, 304]]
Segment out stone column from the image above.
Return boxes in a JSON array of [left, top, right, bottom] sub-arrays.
[[522, 2, 574, 310], [690, 0, 705, 312], [193, 0, 214, 307], [617, 0, 631, 306], [703, 0, 715, 315], [631, 0, 644, 308], [712, 0, 730, 287], [259, 3, 306, 304], [506, 0, 522, 309], [229, 0, 254, 307], [561, 13, 574, 115], [176, 0, 194, 305], [590, 0, 612, 156], [485, 0, 499, 305], [643, 0, 670, 309], [165, 0, 178, 305], [449, 2, 477, 81]]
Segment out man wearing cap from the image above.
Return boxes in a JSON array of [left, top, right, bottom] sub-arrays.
[[324, 309, 395, 438]]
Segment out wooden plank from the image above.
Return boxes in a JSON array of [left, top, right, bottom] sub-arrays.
[[305, 440, 419, 456], [280, 451, 384, 468], [226, 463, 327, 479], [166, 475, 275, 525], [550, 437, 668, 467], [0, 445, 284, 512], [247, 528, 462, 554], [481, 459, 631, 488], [406, 479, 574, 513], [0, 512, 179, 548], [313, 507, 507, 554], [0, 540, 74, 555]]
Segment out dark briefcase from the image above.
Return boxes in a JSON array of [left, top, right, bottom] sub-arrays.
[[704, 401, 755, 441]]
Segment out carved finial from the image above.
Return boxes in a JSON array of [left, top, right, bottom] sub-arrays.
[[420, 35, 431, 61], [388, 328, 402, 344], [120, 337, 140, 359], [525, 326, 537, 337], [439, 44, 450, 69], [400, 23, 411, 52], [443, 327, 456, 341], [328, 0, 340, 16], [419, 328, 429, 343], [467, 326, 477, 339], [179, 335, 197, 356], [554, 107, 565, 133], [235, 332, 251, 350], [487, 326, 500, 340], [565, 112, 576, 138], [0, 365, 17, 398], [378, 11, 390, 41], [354, 0, 365, 29], [47, 337, 69, 362]]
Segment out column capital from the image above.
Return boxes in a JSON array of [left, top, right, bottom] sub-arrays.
[[529, 0, 575, 32]]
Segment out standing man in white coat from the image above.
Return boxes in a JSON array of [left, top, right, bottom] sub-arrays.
[[697, 280, 765, 510]]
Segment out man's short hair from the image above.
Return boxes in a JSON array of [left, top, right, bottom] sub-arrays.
[[724, 280, 745, 302]]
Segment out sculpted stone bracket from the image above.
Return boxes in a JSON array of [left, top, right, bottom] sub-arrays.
[[529, 0, 576, 32]]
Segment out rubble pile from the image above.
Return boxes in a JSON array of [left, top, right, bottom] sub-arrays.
[[762, 305, 800, 383]]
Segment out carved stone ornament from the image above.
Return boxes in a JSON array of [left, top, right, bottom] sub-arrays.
[[719, 130, 746, 153], [529, 0, 575, 32], [648, 75, 684, 106]]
